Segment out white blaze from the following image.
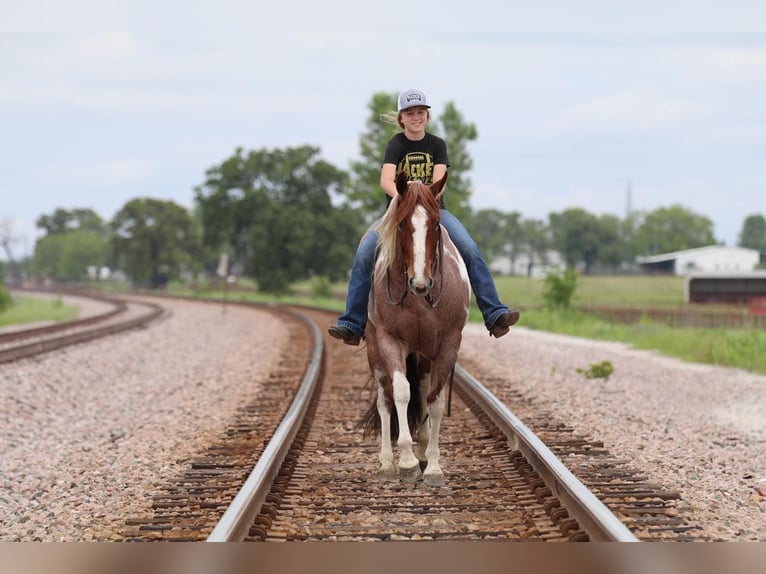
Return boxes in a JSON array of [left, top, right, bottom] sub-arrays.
[[410, 205, 428, 286]]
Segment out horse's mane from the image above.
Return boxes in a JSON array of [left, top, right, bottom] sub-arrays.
[[375, 181, 441, 275]]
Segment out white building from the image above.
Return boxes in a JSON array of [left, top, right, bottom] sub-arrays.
[[490, 250, 566, 278], [637, 245, 759, 276]]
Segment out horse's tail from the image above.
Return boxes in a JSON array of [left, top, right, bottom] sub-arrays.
[[360, 354, 423, 441]]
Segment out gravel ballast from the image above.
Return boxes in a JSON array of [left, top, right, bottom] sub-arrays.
[[1, 297, 288, 541], [458, 323, 766, 541], [1, 296, 764, 541]]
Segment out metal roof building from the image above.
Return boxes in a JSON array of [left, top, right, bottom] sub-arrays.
[[636, 245, 759, 276]]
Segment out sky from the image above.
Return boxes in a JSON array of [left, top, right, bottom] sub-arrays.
[[2, 1, 765, 260]]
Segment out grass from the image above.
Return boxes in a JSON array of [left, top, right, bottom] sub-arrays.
[[494, 275, 688, 308], [521, 307, 766, 375], [0, 294, 79, 328], [6, 275, 765, 375], [329, 274, 766, 375]]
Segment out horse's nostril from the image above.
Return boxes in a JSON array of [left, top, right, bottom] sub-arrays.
[[409, 277, 432, 295]]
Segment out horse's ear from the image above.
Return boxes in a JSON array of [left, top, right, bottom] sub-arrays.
[[395, 172, 409, 196], [431, 172, 448, 201]]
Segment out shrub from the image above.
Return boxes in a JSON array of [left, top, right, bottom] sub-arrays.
[[543, 268, 578, 310], [311, 275, 332, 299], [576, 360, 615, 380]]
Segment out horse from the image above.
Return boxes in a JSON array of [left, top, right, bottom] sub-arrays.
[[361, 172, 471, 486]]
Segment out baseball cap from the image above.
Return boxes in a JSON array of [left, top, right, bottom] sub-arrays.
[[397, 89, 430, 111]]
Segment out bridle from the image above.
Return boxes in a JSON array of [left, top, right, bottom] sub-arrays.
[[386, 222, 446, 307]]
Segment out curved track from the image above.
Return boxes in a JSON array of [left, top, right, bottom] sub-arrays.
[[111, 298, 701, 542], [0, 291, 166, 363], [4, 291, 701, 541]]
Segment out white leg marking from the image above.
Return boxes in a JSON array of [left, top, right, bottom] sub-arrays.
[[392, 370, 419, 473], [376, 386, 395, 477], [423, 388, 446, 486]]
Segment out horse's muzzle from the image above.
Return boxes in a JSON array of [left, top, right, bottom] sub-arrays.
[[408, 276, 433, 295]]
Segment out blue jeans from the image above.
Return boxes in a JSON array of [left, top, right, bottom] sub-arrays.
[[335, 210, 509, 335]]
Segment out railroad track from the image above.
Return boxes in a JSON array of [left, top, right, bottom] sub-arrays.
[[0, 291, 167, 363], [114, 299, 703, 542]]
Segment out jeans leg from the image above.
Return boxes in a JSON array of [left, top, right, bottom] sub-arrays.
[[440, 210, 509, 329], [336, 226, 378, 335]]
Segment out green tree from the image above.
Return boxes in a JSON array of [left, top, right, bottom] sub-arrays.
[[438, 101, 478, 219], [635, 205, 717, 255], [36, 208, 105, 234], [349, 91, 478, 222], [467, 208, 508, 261], [111, 198, 201, 288], [0, 218, 22, 283], [30, 209, 111, 282], [620, 211, 643, 269], [0, 260, 9, 311], [594, 214, 623, 271], [738, 214, 766, 266], [348, 93, 400, 221], [467, 209, 525, 274], [31, 230, 111, 282], [548, 208, 604, 274], [520, 218, 550, 277], [195, 146, 362, 293]]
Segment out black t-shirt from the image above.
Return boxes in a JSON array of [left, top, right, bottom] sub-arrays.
[[382, 132, 450, 207]]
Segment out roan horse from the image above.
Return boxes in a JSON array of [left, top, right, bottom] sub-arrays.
[[362, 172, 470, 486]]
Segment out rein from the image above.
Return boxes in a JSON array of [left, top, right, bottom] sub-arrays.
[[385, 226, 445, 307]]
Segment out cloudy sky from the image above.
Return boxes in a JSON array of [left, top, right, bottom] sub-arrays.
[[2, 1, 765, 259]]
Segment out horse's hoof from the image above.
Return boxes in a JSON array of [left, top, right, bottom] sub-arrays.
[[399, 464, 422, 482], [423, 472, 445, 487], [378, 468, 397, 481]]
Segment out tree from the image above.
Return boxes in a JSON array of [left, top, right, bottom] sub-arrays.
[[36, 208, 105, 235], [349, 91, 478, 222], [111, 198, 201, 288], [548, 208, 604, 274], [348, 93, 400, 221], [438, 101, 478, 219], [195, 146, 362, 293], [466, 208, 508, 261], [520, 218, 550, 277], [28, 209, 111, 282], [466, 209, 525, 274], [0, 218, 22, 283], [31, 230, 111, 282], [738, 214, 766, 266], [635, 205, 717, 255], [0, 260, 9, 311], [594, 214, 623, 271]]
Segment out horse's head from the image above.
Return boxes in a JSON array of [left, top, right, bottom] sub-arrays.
[[393, 172, 447, 296]]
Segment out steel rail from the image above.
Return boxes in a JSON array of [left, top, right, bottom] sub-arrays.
[[1, 291, 127, 343], [454, 364, 639, 542], [206, 309, 324, 542], [0, 301, 165, 364]]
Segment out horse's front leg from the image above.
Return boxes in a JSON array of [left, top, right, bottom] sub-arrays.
[[414, 366, 432, 465], [423, 386, 447, 487], [376, 383, 396, 480], [392, 370, 420, 481]]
